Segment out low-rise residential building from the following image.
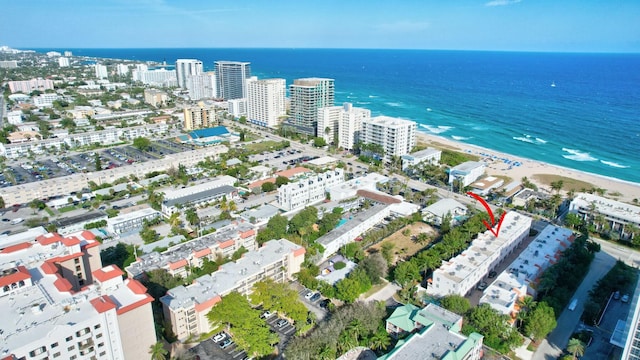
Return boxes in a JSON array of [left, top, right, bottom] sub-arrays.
[[469, 175, 505, 196], [238, 204, 281, 225], [401, 148, 442, 171], [52, 211, 108, 235], [8, 78, 54, 93], [422, 198, 467, 226], [429, 212, 532, 297], [107, 207, 161, 235], [161, 175, 237, 215], [32, 93, 59, 108], [0, 145, 228, 205], [448, 161, 486, 187], [570, 192, 640, 230], [276, 168, 345, 211], [126, 219, 257, 278], [512, 188, 547, 207], [479, 225, 574, 318], [327, 172, 389, 202], [0, 230, 156, 360], [382, 303, 483, 360], [160, 239, 305, 341]]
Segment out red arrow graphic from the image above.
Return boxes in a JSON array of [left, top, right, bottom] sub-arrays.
[[466, 192, 507, 238]]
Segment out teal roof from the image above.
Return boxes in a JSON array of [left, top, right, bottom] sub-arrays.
[[387, 304, 421, 333], [190, 126, 229, 139]]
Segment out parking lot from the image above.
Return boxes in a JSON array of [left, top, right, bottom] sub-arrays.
[[293, 283, 330, 321], [189, 331, 252, 360], [248, 148, 318, 172]]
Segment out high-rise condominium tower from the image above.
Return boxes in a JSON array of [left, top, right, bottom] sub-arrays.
[[288, 78, 335, 136], [176, 59, 203, 89], [246, 78, 286, 128], [214, 61, 251, 100]]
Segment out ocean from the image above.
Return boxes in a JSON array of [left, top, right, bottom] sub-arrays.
[[40, 48, 640, 184]]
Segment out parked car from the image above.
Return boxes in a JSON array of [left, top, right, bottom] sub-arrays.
[[488, 271, 497, 278], [275, 319, 289, 328], [260, 311, 275, 319], [614, 291, 621, 300], [212, 332, 226, 343], [622, 294, 630, 303], [319, 299, 331, 309], [310, 292, 321, 302], [476, 282, 488, 291], [219, 339, 234, 349], [304, 291, 314, 300]]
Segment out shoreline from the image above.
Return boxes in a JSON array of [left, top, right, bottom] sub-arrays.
[[416, 130, 640, 203]]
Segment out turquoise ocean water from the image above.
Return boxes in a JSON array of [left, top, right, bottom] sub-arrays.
[[39, 48, 640, 184]]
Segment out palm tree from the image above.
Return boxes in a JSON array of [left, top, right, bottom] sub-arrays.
[[149, 342, 168, 360], [228, 200, 237, 212], [369, 330, 391, 351], [567, 338, 585, 360], [551, 180, 564, 194]]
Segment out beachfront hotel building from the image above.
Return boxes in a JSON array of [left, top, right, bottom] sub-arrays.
[[479, 224, 574, 319], [160, 239, 305, 341], [246, 78, 287, 128], [429, 212, 532, 297], [176, 59, 203, 89], [448, 161, 486, 187], [276, 168, 345, 211], [317, 102, 371, 149], [569, 193, 640, 230], [382, 303, 483, 360], [0, 229, 156, 360], [360, 116, 417, 158], [126, 219, 257, 279], [401, 147, 442, 170], [214, 61, 251, 100], [161, 175, 238, 215], [8, 78, 54, 93], [287, 78, 335, 136], [183, 104, 215, 130]]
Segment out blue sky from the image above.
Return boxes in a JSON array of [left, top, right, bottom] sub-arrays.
[[2, 0, 639, 52]]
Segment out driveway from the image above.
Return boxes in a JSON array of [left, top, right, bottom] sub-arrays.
[[533, 250, 617, 360]]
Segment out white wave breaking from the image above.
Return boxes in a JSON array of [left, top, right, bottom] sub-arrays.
[[368, 95, 379, 98], [385, 102, 403, 107], [419, 124, 454, 134], [513, 134, 547, 144], [600, 160, 630, 169], [451, 135, 472, 141], [562, 148, 598, 162], [535, 138, 547, 144]]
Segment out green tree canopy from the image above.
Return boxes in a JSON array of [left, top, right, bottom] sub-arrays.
[[133, 136, 151, 151], [440, 295, 471, 315]]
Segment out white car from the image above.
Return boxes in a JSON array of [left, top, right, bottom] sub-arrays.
[[212, 333, 226, 343], [304, 291, 314, 300], [260, 311, 274, 319]]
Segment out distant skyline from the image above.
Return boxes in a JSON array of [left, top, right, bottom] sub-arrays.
[[2, 0, 639, 53]]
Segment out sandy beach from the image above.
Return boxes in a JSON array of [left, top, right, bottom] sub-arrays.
[[416, 132, 640, 203]]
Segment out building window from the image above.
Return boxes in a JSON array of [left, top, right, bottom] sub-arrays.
[[74, 258, 80, 264], [51, 342, 58, 348], [70, 356, 77, 360], [96, 333, 103, 338], [94, 324, 101, 330], [67, 346, 75, 351], [76, 265, 82, 271], [66, 336, 73, 342], [99, 351, 106, 357], [53, 352, 61, 358]]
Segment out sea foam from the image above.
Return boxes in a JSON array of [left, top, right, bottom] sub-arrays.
[[600, 160, 630, 169], [419, 124, 454, 134], [562, 148, 598, 162], [451, 135, 471, 141]]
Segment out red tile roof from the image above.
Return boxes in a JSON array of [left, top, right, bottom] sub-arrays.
[[219, 239, 235, 249], [126, 279, 148, 295], [81, 230, 96, 240], [195, 295, 221, 312], [41, 261, 58, 275], [356, 189, 401, 204], [275, 167, 312, 178], [116, 294, 153, 315], [168, 259, 188, 270], [240, 229, 256, 239], [90, 295, 117, 314], [92, 265, 124, 283], [293, 247, 306, 258], [36, 233, 65, 246], [0, 266, 31, 287], [53, 276, 73, 292], [194, 248, 211, 258], [0, 242, 32, 254], [248, 177, 276, 189], [61, 236, 81, 246]]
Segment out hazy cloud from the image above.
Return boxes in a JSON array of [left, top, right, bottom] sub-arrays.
[[485, 0, 522, 7], [375, 21, 430, 33]]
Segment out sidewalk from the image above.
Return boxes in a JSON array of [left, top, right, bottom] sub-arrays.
[[513, 338, 534, 360]]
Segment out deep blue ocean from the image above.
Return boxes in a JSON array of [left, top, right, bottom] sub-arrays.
[[40, 48, 640, 184]]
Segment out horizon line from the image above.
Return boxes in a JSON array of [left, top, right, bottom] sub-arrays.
[[9, 46, 640, 55]]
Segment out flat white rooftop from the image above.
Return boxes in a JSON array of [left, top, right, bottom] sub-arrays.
[[571, 192, 640, 225]]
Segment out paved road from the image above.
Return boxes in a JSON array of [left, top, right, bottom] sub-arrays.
[[0, 96, 6, 128], [593, 238, 640, 268], [533, 250, 618, 360]]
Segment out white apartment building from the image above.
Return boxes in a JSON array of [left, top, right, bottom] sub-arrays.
[[8, 78, 55, 94], [7, 110, 23, 125], [422, 198, 467, 226], [361, 116, 417, 157], [161, 175, 238, 215], [288, 78, 335, 136], [339, 102, 371, 150], [133, 68, 177, 87], [621, 279, 640, 360], [58, 57, 70, 67], [116, 63, 129, 76], [401, 148, 442, 170], [33, 93, 59, 108], [160, 239, 305, 341], [469, 176, 504, 196], [95, 64, 108, 79], [479, 225, 574, 317], [144, 89, 168, 107], [176, 59, 203, 89], [228, 98, 247, 117], [0, 230, 156, 360], [276, 168, 345, 211], [126, 220, 257, 278], [187, 72, 216, 100], [0, 60, 18, 68], [429, 212, 532, 297], [246, 78, 286, 128], [318, 102, 371, 148], [0, 145, 228, 205], [448, 161, 486, 187], [107, 207, 161, 235], [569, 192, 640, 229]]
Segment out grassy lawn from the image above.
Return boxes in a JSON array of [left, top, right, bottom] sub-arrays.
[[532, 173, 594, 192], [492, 174, 513, 185], [362, 281, 388, 298], [369, 222, 438, 265], [58, 205, 78, 213], [44, 207, 55, 216], [245, 140, 282, 153]]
